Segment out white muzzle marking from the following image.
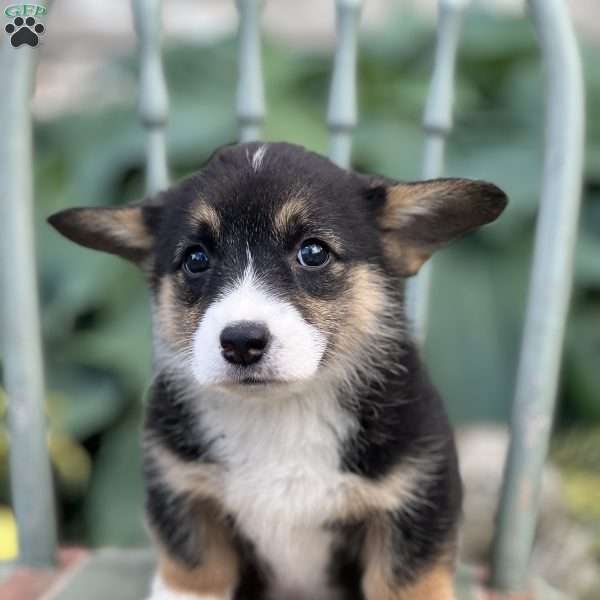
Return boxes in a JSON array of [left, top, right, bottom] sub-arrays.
[[191, 260, 327, 386]]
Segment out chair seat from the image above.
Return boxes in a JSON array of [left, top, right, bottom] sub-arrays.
[[39, 548, 565, 600]]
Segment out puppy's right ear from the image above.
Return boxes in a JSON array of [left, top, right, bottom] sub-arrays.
[[48, 203, 161, 264]]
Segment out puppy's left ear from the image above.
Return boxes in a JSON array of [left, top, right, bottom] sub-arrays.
[[48, 203, 161, 264], [371, 178, 508, 276]]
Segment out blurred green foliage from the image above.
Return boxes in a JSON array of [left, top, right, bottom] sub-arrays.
[[1, 11, 599, 548]]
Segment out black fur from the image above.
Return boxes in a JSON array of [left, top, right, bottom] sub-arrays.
[[327, 524, 366, 600], [144, 468, 203, 568], [145, 375, 215, 463], [231, 535, 270, 600], [340, 341, 462, 584]]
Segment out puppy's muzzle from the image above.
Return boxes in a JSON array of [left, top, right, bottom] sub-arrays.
[[220, 321, 270, 366]]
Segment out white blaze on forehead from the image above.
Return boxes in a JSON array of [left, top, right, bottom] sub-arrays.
[[251, 144, 267, 171], [191, 253, 327, 385]]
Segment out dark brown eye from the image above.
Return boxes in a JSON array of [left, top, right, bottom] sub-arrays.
[[297, 239, 330, 268], [183, 246, 210, 277]]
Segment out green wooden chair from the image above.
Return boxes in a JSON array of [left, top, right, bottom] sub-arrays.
[[0, 0, 584, 597]]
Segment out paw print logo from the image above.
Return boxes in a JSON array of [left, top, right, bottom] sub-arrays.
[[5, 16, 45, 48]]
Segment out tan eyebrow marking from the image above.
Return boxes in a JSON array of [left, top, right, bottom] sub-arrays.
[[273, 198, 346, 256], [187, 202, 221, 237], [273, 197, 310, 236]]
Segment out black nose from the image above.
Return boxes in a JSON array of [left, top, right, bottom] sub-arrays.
[[220, 322, 270, 366]]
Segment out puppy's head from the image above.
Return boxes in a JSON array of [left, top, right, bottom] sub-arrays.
[[49, 142, 507, 390]]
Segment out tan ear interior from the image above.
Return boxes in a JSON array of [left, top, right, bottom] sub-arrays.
[[94, 207, 153, 253], [377, 178, 508, 276], [379, 235, 431, 277], [48, 205, 154, 263], [381, 183, 446, 231]]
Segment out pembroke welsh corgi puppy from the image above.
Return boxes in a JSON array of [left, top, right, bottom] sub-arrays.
[[50, 142, 507, 600]]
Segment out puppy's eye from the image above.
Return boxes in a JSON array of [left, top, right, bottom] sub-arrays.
[[183, 246, 210, 276], [297, 239, 330, 268]]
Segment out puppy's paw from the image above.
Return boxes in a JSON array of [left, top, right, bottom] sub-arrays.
[[146, 574, 231, 600]]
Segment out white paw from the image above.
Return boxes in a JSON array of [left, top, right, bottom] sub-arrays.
[[145, 574, 231, 600]]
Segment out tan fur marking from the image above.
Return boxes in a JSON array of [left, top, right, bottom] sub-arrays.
[[273, 197, 310, 236], [297, 291, 338, 339], [290, 255, 368, 357], [108, 207, 153, 248], [325, 264, 391, 371], [381, 238, 430, 277], [158, 503, 239, 597], [337, 458, 437, 521], [403, 249, 430, 275], [75, 206, 152, 259], [154, 275, 203, 354], [155, 277, 180, 347], [399, 565, 455, 600], [381, 237, 411, 274], [379, 184, 440, 276], [382, 182, 451, 230], [363, 521, 456, 600], [188, 202, 221, 236], [273, 195, 345, 252], [347, 265, 386, 336], [363, 563, 455, 600], [148, 443, 224, 501], [380, 179, 506, 276]]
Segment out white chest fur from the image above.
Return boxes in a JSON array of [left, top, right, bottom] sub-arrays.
[[200, 388, 356, 600]]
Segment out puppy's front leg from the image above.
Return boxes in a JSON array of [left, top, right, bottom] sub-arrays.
[[145, 541, 238, 600], [361, 519, 456, 600], [362, 561, 455, 600], [144, 492, 239, 600]]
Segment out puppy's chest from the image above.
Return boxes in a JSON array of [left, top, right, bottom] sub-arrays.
[[202, 398, 356, 599]]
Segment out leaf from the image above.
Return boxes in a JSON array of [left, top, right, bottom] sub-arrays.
[[46, 376, 124, 441], [563, 307, 600, 422], [84, 409, 147, 547]]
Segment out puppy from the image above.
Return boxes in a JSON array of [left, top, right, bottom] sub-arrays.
[[49, 142, 507, 600]]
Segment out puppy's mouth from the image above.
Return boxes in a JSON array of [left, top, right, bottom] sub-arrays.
[[218, 367, 282, 388], [238, 376, 274, 386]]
